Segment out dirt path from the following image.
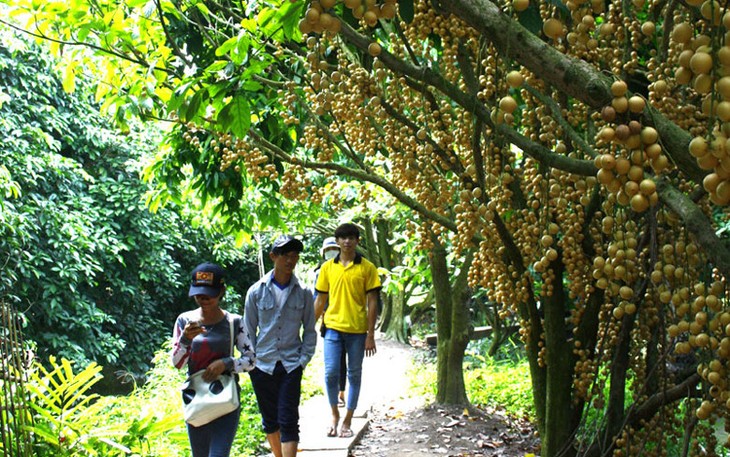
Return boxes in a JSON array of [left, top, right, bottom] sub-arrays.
[[349, 336, 540, 457]]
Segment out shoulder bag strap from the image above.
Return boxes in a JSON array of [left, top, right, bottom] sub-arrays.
[[226, 312, 234, 357]]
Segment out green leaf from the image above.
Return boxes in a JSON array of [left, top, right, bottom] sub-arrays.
[[181, 89, 205, 123], [215, 35, 239, 57], [217, 96, 250, 138]]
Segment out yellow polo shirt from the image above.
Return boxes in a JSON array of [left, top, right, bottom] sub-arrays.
[[315, 253, 381, 334]]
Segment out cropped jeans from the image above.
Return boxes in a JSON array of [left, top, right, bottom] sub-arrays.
[[323, 329, 366, 410], [249, 362, 303, 443]]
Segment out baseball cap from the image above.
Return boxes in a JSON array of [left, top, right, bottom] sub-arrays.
[[188, 262, 226, 297], [270, 235, 304, 255], [320, 237, 339, 257]]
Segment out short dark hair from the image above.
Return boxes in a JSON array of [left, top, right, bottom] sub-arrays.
[[334, 223, 360, 239]]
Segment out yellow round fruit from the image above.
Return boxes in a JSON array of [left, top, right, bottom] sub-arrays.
[[639, 178, 656, 195], [363, 10, 378, 26], [716, 180, 730, 203], [628, 96, 646, 113], [327, 16, 342, 33], [506, 70, 524, 88], [499, 96, 518, 113], [611, 80, 628, 97], [305, 7, 321, 23], [543, 18, 564, 39], [690, 136, 709, 157], [718, 76, 730, 100], [613, 306, 625, 319], [690, 51, 713, 74], [717, 101, 730, 122], [678, 50, 694, 69], [630, 194, 650, 212], [599, 127, 615, 142], [640, 126, 658, 144], [641, 21, 655, 36], [701, 0, 722, 24], [612, 96, 629, 113], [645, 143, 662, 159], [597, 168, 615, 185], [652, 79, 668, 95], [694, 74, 713, 94], [676, 67, 693, 85], [698, 153, 719, 170], [380, 3, 397, 18], [368, 42, 382, 56], [513, 0, 530, 12], [299, 18, 313, 34], [624, 180, 639, 196], [601, 153, 616, 169], [619, 286, 633, 299], [615, 157, 631, 175], [672, 22, 693, 44]]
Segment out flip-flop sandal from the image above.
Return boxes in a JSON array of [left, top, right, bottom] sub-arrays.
[[339, 427, 354, 438], [326, 425, 338, 437], [338, 399, 346, 407]]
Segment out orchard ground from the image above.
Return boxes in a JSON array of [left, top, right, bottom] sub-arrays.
[[288, 333, 540, 457]]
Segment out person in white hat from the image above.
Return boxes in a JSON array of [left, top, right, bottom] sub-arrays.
[[316, 237, 347, 407], [320, 236, 340, 261]]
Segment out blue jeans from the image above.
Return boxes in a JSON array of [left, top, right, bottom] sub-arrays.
[[248, 362, 303, 443], [323, 329, 366, 410], [187, 407, 240, 457]]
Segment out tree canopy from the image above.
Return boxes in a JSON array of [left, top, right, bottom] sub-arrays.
[[3, 0, 730, 454]]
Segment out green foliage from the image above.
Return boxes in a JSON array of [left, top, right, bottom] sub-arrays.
[[410, 345, 534, 419], [24, 346, 273, 457], [0, 28, 260, 377], [463, 359, 534, 419], [462, 339, 534, 418], [24, 356, 181, 457]]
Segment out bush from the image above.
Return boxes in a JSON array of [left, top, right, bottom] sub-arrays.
[[23, 346, 270, 457], [410, 340, 534, 420]]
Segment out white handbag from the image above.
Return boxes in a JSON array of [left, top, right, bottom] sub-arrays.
[[181, 313, 240, 427]]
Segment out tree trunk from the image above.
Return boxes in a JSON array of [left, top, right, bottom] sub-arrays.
[[384, 286, 408, 343], [430, 236, 472, 405], [365, 217, 409, 342], [542, 256, 579, 457]]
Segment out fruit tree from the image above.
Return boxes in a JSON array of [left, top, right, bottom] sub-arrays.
[[3, 0, 730, 454]]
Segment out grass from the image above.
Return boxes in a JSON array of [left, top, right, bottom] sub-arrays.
[[409, 337, 534, 420]]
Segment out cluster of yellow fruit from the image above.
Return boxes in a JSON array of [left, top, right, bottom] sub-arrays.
[[594, 81, 663, 213], [671, 20, 730, 205], [298, 0, 341, 35], [280, 164, 312, 201], [492, 71, 523, 126], [299, 0, 397, 35], [213, 133, 279, 181]]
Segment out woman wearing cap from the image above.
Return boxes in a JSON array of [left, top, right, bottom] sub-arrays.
[[171, 262, 256, 457]]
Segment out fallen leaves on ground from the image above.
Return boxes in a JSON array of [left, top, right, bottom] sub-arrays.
[[349, 402, 540, 457]]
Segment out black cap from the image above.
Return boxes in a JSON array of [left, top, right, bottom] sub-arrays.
[[270, 235, 304, 255], [188, 262, 226, 297]]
